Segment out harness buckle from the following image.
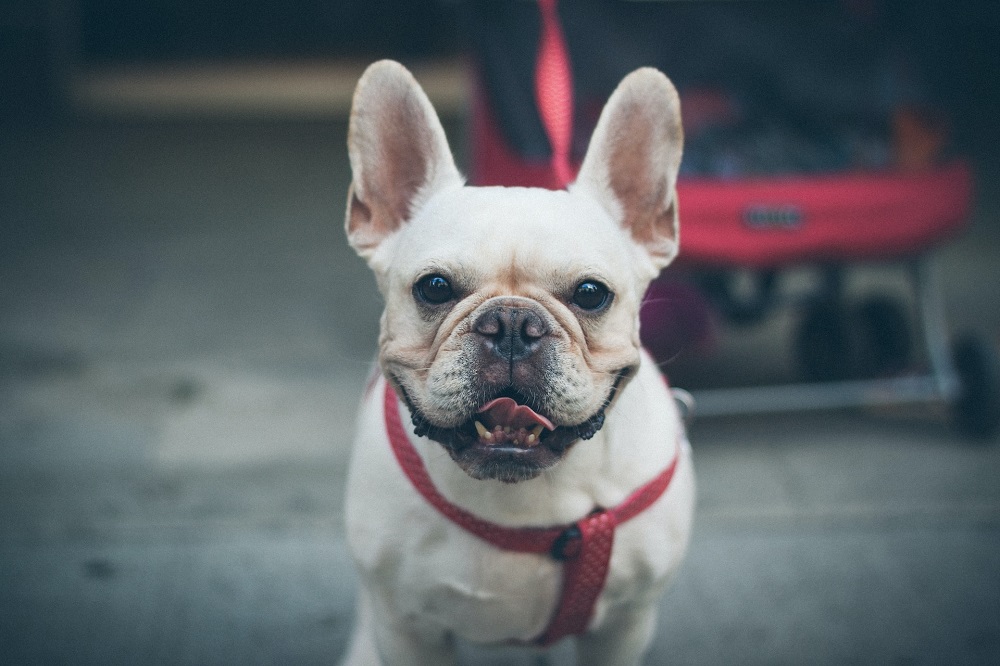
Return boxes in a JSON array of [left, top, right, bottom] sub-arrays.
[[550, 524, 583, 560]]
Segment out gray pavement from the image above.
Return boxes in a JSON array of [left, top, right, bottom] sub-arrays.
[[1, 117, 999, 665]]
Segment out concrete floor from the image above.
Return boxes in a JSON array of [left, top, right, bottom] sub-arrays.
[[1, 116, 999, 665]]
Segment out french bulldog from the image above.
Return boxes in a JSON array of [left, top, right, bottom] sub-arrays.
[[341, 60, 695, 665]]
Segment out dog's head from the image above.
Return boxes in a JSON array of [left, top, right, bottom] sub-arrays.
[[346, 61, 682, 483]]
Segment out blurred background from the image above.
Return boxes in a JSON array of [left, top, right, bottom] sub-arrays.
[[1, 1, 999, 664]]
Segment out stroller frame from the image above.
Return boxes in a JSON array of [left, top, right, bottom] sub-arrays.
[[690, 258, 961, 417]]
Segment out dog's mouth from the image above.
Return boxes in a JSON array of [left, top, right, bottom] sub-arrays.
[[473, 396, 556, 447], [397, 372, 628, 484]]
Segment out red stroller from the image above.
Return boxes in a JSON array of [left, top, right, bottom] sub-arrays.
[[466, 0, 999, 437]]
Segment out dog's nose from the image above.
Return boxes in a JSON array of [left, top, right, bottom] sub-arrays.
[[473, 306, 549, 362]]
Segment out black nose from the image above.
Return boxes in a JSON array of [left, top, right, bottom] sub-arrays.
[[473, 305, 549, 362]]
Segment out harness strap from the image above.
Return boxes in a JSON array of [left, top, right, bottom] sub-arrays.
[[535, 507, 617, 645], [535, 0, 575, 188], [382, 380, 679, 646]]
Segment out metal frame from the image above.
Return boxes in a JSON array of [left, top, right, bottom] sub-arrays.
[[689, 258, 961, 418]]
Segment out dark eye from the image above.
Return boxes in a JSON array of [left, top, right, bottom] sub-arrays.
[[572, 280, 611, 311], [414, 274, 454, 305]]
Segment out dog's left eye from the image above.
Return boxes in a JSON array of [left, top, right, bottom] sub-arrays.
[[414, 274, 455, 305], [572, 280, 612, 311]]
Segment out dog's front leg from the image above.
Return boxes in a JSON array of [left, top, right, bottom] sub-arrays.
[[342, 588, 457, 666], [574, 604, 659, 666]]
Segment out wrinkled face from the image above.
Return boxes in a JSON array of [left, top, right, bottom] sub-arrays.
[[345, 61, 682, 483], [376, 186, 649, 482]]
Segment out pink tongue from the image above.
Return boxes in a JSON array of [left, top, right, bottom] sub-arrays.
[[477, 397, 555, 431]]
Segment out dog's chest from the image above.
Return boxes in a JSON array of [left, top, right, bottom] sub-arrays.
[[401, 531, 562, 642], [367, 492, 680, 644]]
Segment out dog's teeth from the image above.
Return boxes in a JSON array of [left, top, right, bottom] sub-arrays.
[[474, 420, 493, 441], [503, 426, 511, 434], [531, 425, 544, 439], [526, 433, 536, 445]]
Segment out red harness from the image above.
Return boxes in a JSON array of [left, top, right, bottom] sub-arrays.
[[382, 381, 680, 646]]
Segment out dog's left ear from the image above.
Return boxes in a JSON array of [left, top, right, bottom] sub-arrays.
[[574, 68, 683, 272], [345, 60, 462, 261]]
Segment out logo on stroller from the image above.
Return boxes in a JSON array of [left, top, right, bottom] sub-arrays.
[[744, 205, 804, 230]]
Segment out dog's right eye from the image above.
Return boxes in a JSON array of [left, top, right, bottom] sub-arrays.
[[414, 274, 454, 305]]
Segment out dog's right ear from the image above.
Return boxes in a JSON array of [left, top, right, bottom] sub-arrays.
[[573, 68, 683, 276], [345, 60, 462, 261]]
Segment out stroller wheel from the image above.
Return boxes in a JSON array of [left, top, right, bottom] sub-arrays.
[[852, 296, 912, 378], [795, 300, 851, 381], [951, 334, 1000, 440]]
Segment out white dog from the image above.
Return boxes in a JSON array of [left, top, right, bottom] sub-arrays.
[[341, 60, 695, 665]]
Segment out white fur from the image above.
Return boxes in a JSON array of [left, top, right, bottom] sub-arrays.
[[341, 61, 694, 665]]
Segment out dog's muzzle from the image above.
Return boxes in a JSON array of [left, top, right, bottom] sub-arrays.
[[394, 298, 630, 483], [397, 367, 629, 484]]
